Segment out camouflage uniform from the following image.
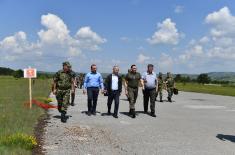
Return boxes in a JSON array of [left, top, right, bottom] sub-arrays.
[[54, 64, 74, 114], [78, 73, 85, 89], [165, 72, 175, 102], [156, 72, 164, 102]]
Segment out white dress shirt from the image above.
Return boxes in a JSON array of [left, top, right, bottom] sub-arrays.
[[111, 74, 119, 90]]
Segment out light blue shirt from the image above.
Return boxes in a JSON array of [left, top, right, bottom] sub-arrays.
[[83, 72, 104, 89], [142, 71, 157, 89]]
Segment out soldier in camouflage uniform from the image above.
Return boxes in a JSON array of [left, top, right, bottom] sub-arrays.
[[156, 72, 164, 102], [78, 73, 85, 89], [165, 72, 175, 102], [53, 62, 75, 123]]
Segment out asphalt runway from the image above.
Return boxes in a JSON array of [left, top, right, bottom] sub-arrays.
[[43, 89, 235, 155]]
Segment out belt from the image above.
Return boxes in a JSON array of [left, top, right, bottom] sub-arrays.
[[87, 87, 99, 89], [128, 86, 138, 89], [57, 87, 71, 90], [145, 87, 156, 91]]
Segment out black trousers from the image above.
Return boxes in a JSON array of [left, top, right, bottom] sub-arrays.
[[87, 87, 99, 113], [143, 88, 156, 113], [107, 90, 120, 116]]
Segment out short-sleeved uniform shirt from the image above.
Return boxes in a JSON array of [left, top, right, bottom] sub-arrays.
[[125, 72, 141, 88]]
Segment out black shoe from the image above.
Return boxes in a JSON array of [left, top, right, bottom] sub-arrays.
[[151, 113, 157, 117], [92, 111, 96, 115], [160, 100, 163, 102], [71, 102, 74, 106], [61, 112, 67, 123], [113, 114, 118, 118], [87, 111, 91, 116], [107, 111, 111, 115], [132, 109, 136, 118]]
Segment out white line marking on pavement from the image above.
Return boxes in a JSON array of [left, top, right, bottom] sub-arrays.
[[119, 121, 131, 125], [184, 105, 226, 109]]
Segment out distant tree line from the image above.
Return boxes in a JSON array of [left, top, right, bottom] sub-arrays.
[[0, 67, 23, 78], [174, 73, 230, 85], [0, 67, 53, 79]]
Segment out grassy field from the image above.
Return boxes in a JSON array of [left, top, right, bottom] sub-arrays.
[[176, 82, 235, 97], [0, 76, 51, 155]]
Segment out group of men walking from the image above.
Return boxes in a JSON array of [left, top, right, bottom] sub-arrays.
[[53, 62, 176, 123]]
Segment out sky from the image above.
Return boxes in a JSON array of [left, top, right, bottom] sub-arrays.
[[0, 0, 235, 74]]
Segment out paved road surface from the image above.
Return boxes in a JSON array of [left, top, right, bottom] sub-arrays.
[[43, 89, 235, 155]]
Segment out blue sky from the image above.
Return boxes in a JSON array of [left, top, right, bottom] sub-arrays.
[[0, 0, 235, 74]]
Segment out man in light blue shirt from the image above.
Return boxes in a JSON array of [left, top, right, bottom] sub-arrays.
[[141, 64, 158, 117], [83, 64, 104, 116]]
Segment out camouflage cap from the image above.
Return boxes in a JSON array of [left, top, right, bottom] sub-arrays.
[[62, 61, 71, 67]]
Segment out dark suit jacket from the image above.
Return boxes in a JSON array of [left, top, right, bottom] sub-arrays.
[[105, 74, 122, 94]]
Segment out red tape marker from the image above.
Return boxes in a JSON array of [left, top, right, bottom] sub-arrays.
[[25, 99, 58, 109]]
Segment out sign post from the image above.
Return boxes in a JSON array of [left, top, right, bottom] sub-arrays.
[[24, 67, 37, 109]]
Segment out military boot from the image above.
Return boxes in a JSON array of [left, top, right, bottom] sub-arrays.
[[61, 111, 67, 123], [168, 97, 172, 102]]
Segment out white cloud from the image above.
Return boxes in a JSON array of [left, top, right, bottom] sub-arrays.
[[199, 36, 210, 44], [205, 6, 235, 38], [38, 13, 70, 44], [0, 31, 37, 54], [0, 13, 106, 69], [177, 6, 235, 72], [75, 26, 107, 51], [136, 53, 150, 64], [174, 5, 184, 14], [147, 18, 182, 45]]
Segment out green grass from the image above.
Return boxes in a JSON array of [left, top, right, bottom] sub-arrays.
[[0, 76, 51, 155], [176, 82, 235, 97]]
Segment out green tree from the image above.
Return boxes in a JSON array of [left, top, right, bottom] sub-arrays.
[[13, 69, 24, 78], [197, 74, 211, 84], [174, 74, 182, 82]]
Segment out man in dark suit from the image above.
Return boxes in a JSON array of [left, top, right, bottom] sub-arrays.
[[105, 66, 122, 118]]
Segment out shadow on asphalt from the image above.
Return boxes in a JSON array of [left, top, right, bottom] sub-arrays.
[[119, 111, 153, 118], [120, 98, 129, 101], [101, 112, 113, 116], [53, 115, 72, 119], [81, 111, 101, 115], [216, 134, 235, 142]]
